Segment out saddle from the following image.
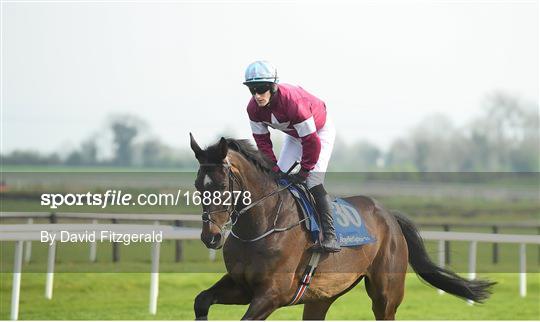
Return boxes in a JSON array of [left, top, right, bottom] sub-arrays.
[[277, 178, 322, 243]]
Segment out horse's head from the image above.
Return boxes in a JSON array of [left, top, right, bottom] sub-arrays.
[[190, 133, 235, 249]]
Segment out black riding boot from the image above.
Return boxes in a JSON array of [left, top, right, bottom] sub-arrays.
[[309, 184, 341, 253]]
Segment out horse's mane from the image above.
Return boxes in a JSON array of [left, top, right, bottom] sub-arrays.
[[205, 138, 274, 175]]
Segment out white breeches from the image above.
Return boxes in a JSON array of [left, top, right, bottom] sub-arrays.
[[277, 116, 336, 188]]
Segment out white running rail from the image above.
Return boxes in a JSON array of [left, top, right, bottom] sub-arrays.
[[0, 212, 204, 263], [420, 231, 540, 303], [0, 224, 201, 320]]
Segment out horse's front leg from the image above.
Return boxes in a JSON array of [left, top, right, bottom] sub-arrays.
[[241, 291, 283, 320], [194, 273, 251, 320]]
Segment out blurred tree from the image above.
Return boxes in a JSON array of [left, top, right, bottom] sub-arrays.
[[468, 92, 539, 171], [410, 114, 459, 172], [385, 139, 416, 171], [1, 151, 61, 165], [351, 141, 381, 170], [65, 139, 99, 166], [80, 139, 98, 165], [328, 135, 348, 171], [65, 151, 83, 165], [109, 115, 147, 166], [140, 139, 162, 167], [329, 136, 381, 171], [384, 95, 539, 173]]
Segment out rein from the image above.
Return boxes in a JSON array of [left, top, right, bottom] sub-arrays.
[[230, 190, 308, 243], [200, 161, 306, 243]]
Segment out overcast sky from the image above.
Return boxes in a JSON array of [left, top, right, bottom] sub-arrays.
[[2, 0, 538, 155]]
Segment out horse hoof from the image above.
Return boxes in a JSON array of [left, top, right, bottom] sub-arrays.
[[195, 316, 208, 320]]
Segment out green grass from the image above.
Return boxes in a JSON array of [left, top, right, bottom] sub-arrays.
[[0, 272, 538, 320], [0, 236, 539, 319]]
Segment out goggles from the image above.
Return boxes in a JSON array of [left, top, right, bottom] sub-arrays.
[[248, 84, 272, 95]]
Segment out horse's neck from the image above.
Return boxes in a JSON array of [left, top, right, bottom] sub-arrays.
[[231, 156, 291, 238], [230, 152, 276, 200]]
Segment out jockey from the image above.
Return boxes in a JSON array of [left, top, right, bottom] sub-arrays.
[[243, 60, 340, 253]]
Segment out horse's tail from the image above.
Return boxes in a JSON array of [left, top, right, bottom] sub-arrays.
[[392, 211, 496, 303]]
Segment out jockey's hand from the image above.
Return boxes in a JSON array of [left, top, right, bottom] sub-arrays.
[[271, 165, 289, 181], [288, 168, 310, 184]]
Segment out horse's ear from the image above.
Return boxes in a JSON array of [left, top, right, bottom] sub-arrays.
[[190, 133, 204, 161], [218, 137, 228, 161]]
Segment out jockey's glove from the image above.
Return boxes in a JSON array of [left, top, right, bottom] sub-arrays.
[[271, 165, 288, 181], [288, 168, 310, 184]]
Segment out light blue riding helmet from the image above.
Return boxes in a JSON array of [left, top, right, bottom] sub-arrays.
[[243, 60, 279, 85]]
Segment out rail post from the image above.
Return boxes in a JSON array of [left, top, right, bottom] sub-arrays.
[[492, 225, 499, 264], [443, 224, 450, 265], [49, 212, 57, 224], [438, 239, 445, 295], [10, 241, 23, 320], [89, 219, 98, 262], [45, 241, 56, 300], [467, 241, 477, 305], [149, 221, 161, 315], [111, 218, 119, 262], [174, 220, 183, 262], [519, 243, 526, 297], [24, 218, 33, 263]]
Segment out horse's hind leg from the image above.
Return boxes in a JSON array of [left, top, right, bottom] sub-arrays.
[[302, 300, 335, 320], [364, 216, 409, 320], [365, 272, 406, 320], [194, 274, 250, 320]]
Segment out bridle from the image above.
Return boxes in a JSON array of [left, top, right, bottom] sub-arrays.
[[199, 159, 305, 243], [200, 159, 244, 233]]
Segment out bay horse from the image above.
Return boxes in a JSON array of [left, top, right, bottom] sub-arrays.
[[190, 134, 494, 320]]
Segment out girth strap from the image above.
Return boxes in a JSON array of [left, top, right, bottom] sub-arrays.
[[288, 251, 321, 306]]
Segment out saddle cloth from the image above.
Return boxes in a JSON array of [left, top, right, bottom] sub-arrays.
[[279, 179, 376, 247]]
